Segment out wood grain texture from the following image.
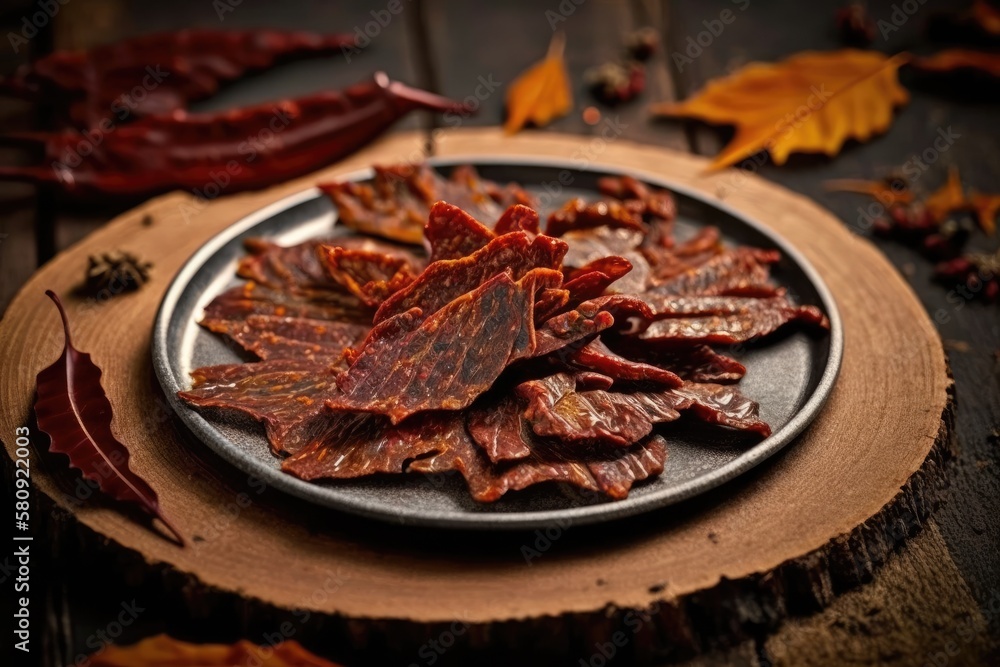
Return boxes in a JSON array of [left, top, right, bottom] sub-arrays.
[[0, 129, 951, 664]]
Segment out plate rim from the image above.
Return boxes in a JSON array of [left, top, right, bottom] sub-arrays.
[[152, 156, 844, 530]]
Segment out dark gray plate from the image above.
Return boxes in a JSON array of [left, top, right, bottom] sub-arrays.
[[152, 157, 842, 530]]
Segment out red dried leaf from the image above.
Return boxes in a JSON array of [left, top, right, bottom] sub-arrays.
[[35, 291, 183, 545], [87, 633, 343, 666]]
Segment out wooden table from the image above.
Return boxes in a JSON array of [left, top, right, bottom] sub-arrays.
[[0, 1, 997, 665]]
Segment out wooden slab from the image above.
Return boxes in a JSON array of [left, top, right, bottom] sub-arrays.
[[0, 128, 951, 662]]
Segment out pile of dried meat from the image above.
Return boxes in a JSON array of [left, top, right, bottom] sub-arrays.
[[179, 164, 829, 502]]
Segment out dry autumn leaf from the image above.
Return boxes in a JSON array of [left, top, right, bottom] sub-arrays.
[[652, 50, 910, 169], [823, 178, 914, 207], [926, 166, 999, 234], [912, 49, 1000, 77], [504, 31, 572, 134], [89, 635, 342, 667]]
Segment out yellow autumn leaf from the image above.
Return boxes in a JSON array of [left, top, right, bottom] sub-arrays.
[[89, 635, 342, 666], [651, 50, 911, 170], [504, 31, 572, 134], [926, 166, 999, 234]]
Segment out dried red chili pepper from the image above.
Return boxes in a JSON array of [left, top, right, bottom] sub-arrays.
[[0, 73, 473, 200], [0, 29, 357, 128]]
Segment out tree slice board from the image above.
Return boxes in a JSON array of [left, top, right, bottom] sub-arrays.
[[0, 129, 952, 663]]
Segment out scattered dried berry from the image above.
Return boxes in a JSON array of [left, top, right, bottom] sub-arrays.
[[835, 3, 875, 47], [585, 60, 646, 105], [625, 27, 659, 61]]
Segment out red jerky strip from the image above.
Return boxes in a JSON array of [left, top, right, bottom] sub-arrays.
[[563, 256, 633, 305], [320, 246, 417, 308], [409, 419, 667, 501], [239, 238, 335, 290], [281, 412, 454, 480], [322, 163, 532, 245], [373, 231, 568, 325], [546, 197, 645, 237], [329, 269, 562, 423], [645, 227, 723, 281], [178, 359, 339, 455], [519, 373, 770, 446], [568, 337, 682, 386], [638, 303, 828, 345], [532, 306, 615, 358], [203, 283, 372, 324], [534, 288, 570, 324], [494, 204, 541, 236], [562, 227, 644, 268], [201, 314, 368, 361], [424, 201, 496, 263], [466, 395, 534, 462], [621, 344, 747, 383], [648, 248, 782, 297], [518, 373, 683, 446]]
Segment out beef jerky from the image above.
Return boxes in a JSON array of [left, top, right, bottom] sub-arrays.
[[568, 337, 682, 386], [466, 394, 534, 462], [562, 227, 645, 268], [534, 287, 570, 324], [409, 417, 667, 501], [373, 231, 568, 325], [281, 412, 455, 480], [518, 372, 683, 445], [519, 373, 770, 446], [563, 256, 633, 304], [201, 314, 368, 361], [328, 269, 561, 423], [424, 201, 496, 263], [597, 175, 677, 223], [494, 204, 541, 236], [546, 197, 645, 237], [238, 238, 333, 290], [321, 163, 531, 244], [646, 227, 723, 281], [202, 283, 372, 324], [205, 282, 371, 322], [531, 303, 615, 358], [648, 248, 782, 297], [621, 344, 747, 383], [320, 246, 417, 308], [179, 359, 339, 455], [637, 302, 828, 345]]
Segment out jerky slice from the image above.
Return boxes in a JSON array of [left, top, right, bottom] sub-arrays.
[[494, 204, 541, 236], [320, 246, 417, 308], [648, 248, 782, 297], [409, 418, 667, 501], [201, 314, 368, 361], [328, 269, 561, 423], [546, 197, 645, 237], [466, 394, 534, 462], [568, 337, 682, 386], [424, 201, 496, 263], [282, 412, 455, 480], [179, 359, 339, 455], [638, 302, 828, 345], [373, 230, 568, 324]]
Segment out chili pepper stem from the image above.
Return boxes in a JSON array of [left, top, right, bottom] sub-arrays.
[[380, 72, 476, 115]]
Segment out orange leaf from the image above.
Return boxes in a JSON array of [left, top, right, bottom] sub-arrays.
[[504, 32, 572, 134], [823, 178, 913, 207], [651, 50, 910, 170], [969, 0, 1000, 35], [969, 191, 1000, 235], [912, 49, 1000, 77], [925, 166, 998, 234], [90, 635, 342, 666]]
